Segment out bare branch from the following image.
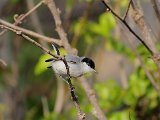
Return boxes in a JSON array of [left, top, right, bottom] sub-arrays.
[[0, 19, 62, 45], [150, 0, 160, 22], [0, 24, 60, 59], [67, 77, 86, 120], [43, 0, 77, 54], [80, 77, 107, 120], [131, 0, 158, 55], [0, 0, 44, 37], [102, 0, 153, 55], [124, 0, 132, 20], [120, 22, 160, 96]]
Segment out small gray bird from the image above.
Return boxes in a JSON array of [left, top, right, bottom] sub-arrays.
[[45, 44, 96, 78]]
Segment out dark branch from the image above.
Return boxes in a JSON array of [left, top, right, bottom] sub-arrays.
[[62, 57, 85, 119], [124, 0, 132, 20], [102, 0, 153, 55]]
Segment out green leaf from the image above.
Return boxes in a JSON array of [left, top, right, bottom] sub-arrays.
[[90, 13, 116, 38], [34, 54, 52, 75], [129, 73, 149, 97], [34, 49, 67, 75]]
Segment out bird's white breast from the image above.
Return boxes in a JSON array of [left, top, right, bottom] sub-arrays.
[[51, 61, 83, 77]]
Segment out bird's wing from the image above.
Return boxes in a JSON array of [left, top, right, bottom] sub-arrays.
[[64, 55, 81, 64], [45, 58, 58, 62]]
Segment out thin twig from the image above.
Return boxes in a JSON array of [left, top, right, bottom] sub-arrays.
[[0, 0, 44, 37], [43, 0, 77, 54], [130, 0, 160, 74], [80, 77, 107, 120], [130, 0, 158, 55], [123, 0, 132, 20], [102, 0, 153, 55], [0, 24, 60, 59], [67, 78, 85, 120], [26, 0, 48, 47], [0, 19, 62, 45], [21, 34, 59, 58], [120, 22, 160, 96]]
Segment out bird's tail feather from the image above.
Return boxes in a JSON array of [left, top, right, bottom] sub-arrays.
[[52, 43, 60, 55]]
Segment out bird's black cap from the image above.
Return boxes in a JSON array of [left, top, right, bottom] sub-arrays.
[[81, 57, 95, 69]]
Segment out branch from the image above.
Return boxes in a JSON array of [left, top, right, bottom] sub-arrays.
[[43, 0, 77, 54], [26, 0, 48, 47], [130, 0, 160, 73], [130, 0, 158, 55], [67, 77, 85, 120], [102, 0, 153, 55], [80, 77, 107, 120], [0, 19, 62, 46], [150, 0, 160, 22], [123, 0, 132, 20], [0, 24, 60, 59], [0, 0, 44, 37]]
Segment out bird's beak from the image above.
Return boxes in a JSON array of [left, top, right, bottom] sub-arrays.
[[93, 69, 97, 73]]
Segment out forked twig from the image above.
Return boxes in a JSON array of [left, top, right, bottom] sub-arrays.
[[0, 19, 62, 45], [102, 0, 153, 55], [0, 24, 59, 59], [124, 0, 132, 20], [0, 0, 44, 37]]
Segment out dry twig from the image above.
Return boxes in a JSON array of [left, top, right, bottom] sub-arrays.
[[0, 0, 44, 37], [43, 0, 77, 54], [0, 19, 62, 45], [80, 77, 107, 120], [0, 24, 60, 59], [130, 0, 158, 55]]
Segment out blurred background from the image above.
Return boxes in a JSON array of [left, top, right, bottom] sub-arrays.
[[0, 0, 160, 120]]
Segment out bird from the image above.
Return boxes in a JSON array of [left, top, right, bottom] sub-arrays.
[[45, 44, 96, 79]]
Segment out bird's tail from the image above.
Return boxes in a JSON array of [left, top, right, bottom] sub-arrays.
[[52, 43, 60, 55], [45, 44, 60, 67]]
